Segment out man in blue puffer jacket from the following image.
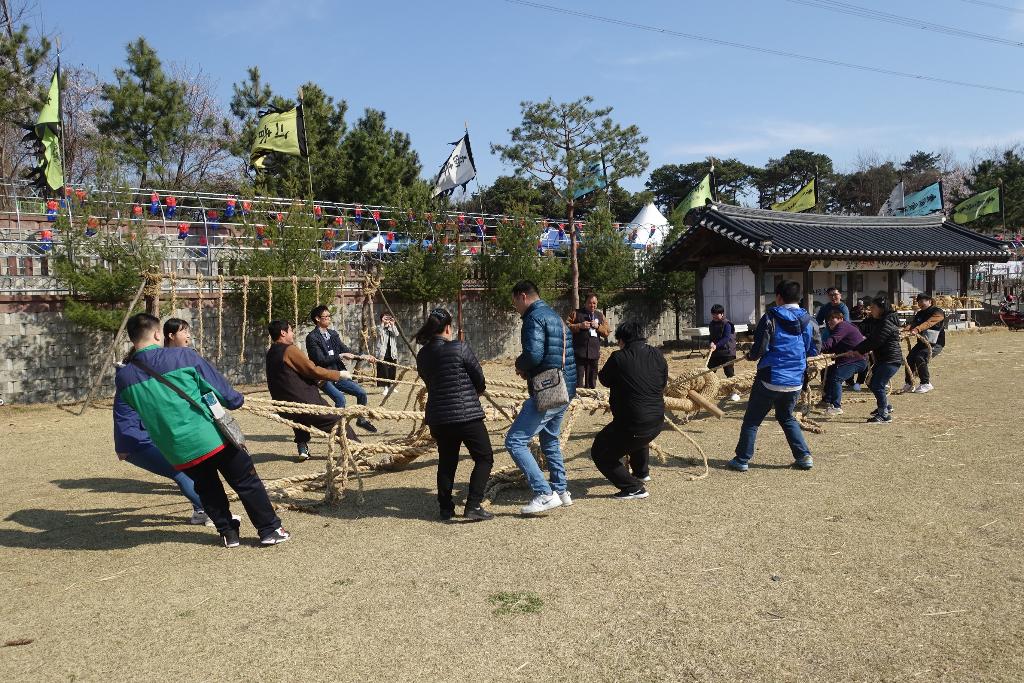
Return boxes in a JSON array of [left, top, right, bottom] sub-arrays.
[[505, 280, 578, 515], [727, 280, 820, 472]]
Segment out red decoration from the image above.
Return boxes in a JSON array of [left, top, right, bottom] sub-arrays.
[[198, 235, 208, 246], [255, 225, 266, 238], [334, 216, 343, 225], [87, 216, 99, 228], [165, 196, 177, 207], [372, 210, 381, 221], [206, 209, 219, 220], [476, 217, 485, 226], [132, 205, 143, 216], [354, 206, 363, 215], [227, 198, 237, 207], [276, 212, 284, 223], [75, 189, 87, 201], [46, 200, 58, 211], [324, 229, 335, 239], [313, 205, 322, 216], [386, 232, 395, 241], [241, 200, 251, 212], [40, 229, 53, 240], [64, 187, 72, 197], [263, 238, 273, 247], [150, 192, 160, 203], [457, 213, 465, 224]]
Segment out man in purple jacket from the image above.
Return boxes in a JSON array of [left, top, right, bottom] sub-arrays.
[[820, 309, 868, 416]]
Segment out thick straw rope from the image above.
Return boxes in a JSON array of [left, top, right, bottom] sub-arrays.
[[239, 275, 249, 362], [195, 272, 204, 352], [292, 275, 299, 330], [216, 275, 225, 362]]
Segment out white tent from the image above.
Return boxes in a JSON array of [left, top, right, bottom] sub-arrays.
[[622, 202, 671, 249]]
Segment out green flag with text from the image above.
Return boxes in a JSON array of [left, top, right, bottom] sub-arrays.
[[250, 105, 307, 170], [771, 177, 816, 213], [952, 187, 1000, 225]]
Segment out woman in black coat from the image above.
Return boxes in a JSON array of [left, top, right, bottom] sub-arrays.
[[414, 308, 494, 522], [851, 297, 903, 424]]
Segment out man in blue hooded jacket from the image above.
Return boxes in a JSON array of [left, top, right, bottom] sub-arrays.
[[505, 280, 578, 515], [727, 280, 819, 472]]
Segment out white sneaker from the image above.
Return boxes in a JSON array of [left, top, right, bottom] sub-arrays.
[[729, 392, 741, 402], [190, 510, 211, 526], [913, 383, 934, 393], [898, 383, 914, 394], [637, 475, 652, 482], [381, 386, 391, 398], [825, 406, 844, 417], [558, 490, 573, 507], [520, 493, 562, 515], [852, 383, 861, 392]]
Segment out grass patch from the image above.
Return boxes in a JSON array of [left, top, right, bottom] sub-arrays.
[[487, 591, 543, 616]]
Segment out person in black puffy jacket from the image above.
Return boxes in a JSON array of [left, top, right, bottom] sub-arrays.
[[590, 320, 668, 499], [850, 297, 903, 424], [415, 308, 493, 522]]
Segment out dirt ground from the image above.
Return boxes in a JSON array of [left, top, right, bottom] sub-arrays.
[[1, 330, 1023, 682]]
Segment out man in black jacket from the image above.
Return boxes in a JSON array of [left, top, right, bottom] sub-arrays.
[[305, 305, 377, 433], [589, 320, 668, 500], [900, 292, 946, 394]]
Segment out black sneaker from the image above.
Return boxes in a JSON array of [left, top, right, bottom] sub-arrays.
[[296, 443, 310, 462], [464, 507, 494, 522], [356, 418, 378, 434], [613, 487, 650, 501], [866, 413, 892, 424], [440, 509, 455, 522], [221, 528, 240, 548], [869, 406, 895, 417], [260, 527, 291, 545]]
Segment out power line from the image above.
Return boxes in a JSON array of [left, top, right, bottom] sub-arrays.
[[504, 0, 1024, 96], [784, 0, 1024, 48], [958, 0, 1024, 13]]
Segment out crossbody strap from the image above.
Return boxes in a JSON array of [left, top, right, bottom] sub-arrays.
[[560, 321, 567, 369], [131, 356, 212, 422]]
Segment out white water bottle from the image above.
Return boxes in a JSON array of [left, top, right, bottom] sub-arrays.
[[202, 392, 226, 418]]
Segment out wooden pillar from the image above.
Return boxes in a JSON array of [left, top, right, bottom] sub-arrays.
[[925, 268, 936, 296], [694, 267, 706, 328], [959, 262, 970, 296], [887, 269, 899, 305], [754, 260, 764, 320], [802, 265, 812, 310]]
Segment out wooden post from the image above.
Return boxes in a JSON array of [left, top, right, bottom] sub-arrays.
[[77, 278, 148, 415], [456, 282, 464, 341]]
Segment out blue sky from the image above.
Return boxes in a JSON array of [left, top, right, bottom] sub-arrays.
[[39, 0, 1024, 193]]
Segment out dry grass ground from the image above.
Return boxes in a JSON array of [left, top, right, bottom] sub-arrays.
[[1, 330, 1023, 682]]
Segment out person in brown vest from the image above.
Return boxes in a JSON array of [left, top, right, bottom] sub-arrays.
[[265, 320, 358, 462], [565, 292, 610, 389]]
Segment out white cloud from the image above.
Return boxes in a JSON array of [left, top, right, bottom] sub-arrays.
[[667, 121, 893, 157]]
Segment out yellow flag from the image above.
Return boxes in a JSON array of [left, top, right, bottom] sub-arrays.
[[772, 177, 816, 213]]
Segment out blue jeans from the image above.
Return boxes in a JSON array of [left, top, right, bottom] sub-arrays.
[[504, 397, 569, 495], [734, 381, 811, 465], [123, 445, 203, 511], [323, 378, 368, 408], [824, 359, 868, 408], [869, 362, 902, 415]]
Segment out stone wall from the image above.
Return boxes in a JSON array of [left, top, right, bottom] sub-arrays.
[[0, 293, 686, 405]]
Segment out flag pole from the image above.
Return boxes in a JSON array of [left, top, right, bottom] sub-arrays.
[[55, 37, 72, 230], [709, 157, 718, 202], [466, 120, 487, 255], [298, 87, 314, 202], [999, 178, 1006, 232]]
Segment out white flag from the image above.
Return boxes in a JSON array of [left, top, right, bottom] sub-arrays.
[[431, 134, 477, 198], [878, 180, 905, 216]]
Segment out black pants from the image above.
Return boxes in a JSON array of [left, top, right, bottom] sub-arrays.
[[590, 421, 660, 493], [282, 411, 341, 445], [709, 352, 736, 378], [577, 357, 599, 389], [907, 343, 942, 384], [183, 445, 281, 538], [429, 419, 494, 513], [377, 349, 397, 386]]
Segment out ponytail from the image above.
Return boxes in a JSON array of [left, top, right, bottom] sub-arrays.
[[414, 308, 453, 345]]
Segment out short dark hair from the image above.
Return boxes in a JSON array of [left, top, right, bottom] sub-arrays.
[[710, 304, 725, 315], [916, 292, 934, 302], [511, 280, 539, 298], [615, 320, 646, 344], [871, 296, 889, 311], [826, 286, 840, 295], [775, 280, 801, 304], [309, 305, 330, 323], [584, 291, 598, 303], [267, 319, 292, 341], [827, 309, 846, 321], [163, 317, 190, 343], [127, 313, 161, 344]]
